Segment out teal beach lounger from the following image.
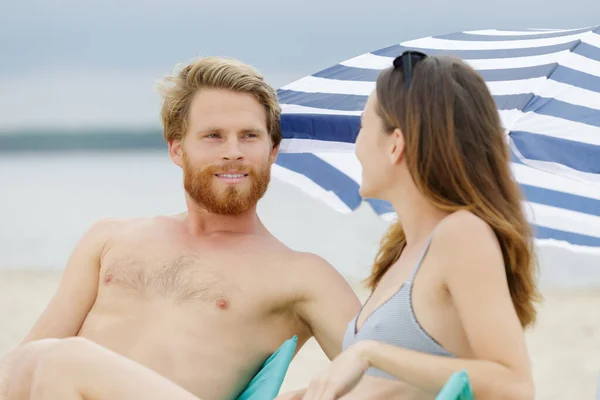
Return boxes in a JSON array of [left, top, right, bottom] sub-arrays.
[[436, 370, 474, 400], [236, 335, 298, 400], [237, 337, 473, 400]]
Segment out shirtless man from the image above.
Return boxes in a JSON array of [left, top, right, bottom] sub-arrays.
[[0, 56, 361, 400]]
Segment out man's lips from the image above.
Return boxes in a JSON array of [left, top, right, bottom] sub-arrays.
[[215, 172, 249, 182]]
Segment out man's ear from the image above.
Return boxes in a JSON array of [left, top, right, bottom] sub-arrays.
[[269, 143, 280, 165], [169, 139, 184, 167], [389, 128, 405, 165]]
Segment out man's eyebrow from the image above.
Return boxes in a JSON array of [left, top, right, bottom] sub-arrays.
[[240, 128, 266, 134], [193, 127, 268, 135], [196, 127, 223, 134]]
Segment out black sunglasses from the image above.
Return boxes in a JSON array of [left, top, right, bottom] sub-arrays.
[[392, 50, 428, 87]]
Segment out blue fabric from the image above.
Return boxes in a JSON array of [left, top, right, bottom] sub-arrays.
[[435, 370, 474, 400], [275, 25, 600, 250], [235, 335, 298, 400], [372, 41, 580, 59]]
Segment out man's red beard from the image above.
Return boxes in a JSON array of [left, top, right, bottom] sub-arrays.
[[182, 152, 270, 215]]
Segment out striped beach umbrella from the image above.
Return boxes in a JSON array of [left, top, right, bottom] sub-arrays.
[[273, 25, 600, 251]]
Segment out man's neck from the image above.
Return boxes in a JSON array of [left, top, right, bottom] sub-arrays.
[[183, 196, 267, 236]]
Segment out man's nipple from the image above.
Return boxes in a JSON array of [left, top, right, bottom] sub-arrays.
[[216, 298, 229, 310], [104, 274, 113, 284]]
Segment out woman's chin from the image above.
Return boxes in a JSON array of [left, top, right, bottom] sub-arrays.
[[358, 186, 367, 198], [359, 185, 376, 200]]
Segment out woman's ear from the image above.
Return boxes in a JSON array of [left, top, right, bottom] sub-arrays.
[[389, 128, 405, 164]]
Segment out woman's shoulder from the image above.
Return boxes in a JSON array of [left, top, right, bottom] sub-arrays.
[[431, 210, 504, 276], [436, 210, 497, 245]]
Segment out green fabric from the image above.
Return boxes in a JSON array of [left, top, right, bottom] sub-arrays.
[[435, 370, 474, 400], [235, 335, 298, 400]]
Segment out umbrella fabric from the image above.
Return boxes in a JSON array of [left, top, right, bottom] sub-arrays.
[[274, 26, 600, 250]]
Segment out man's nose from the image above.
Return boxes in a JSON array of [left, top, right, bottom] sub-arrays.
[[222, 138, 244, 161]]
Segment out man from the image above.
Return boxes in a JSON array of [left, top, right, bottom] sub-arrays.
[[0, 56, 361, 400]]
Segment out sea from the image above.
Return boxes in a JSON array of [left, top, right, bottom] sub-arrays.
[[1, 130, 599, 288]]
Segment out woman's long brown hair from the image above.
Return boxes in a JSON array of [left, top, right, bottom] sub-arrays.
[[366, 55, 541, 328]]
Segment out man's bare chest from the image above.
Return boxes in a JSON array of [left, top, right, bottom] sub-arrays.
[[96, 238, 292, 316], [102, 252, 230, 304]]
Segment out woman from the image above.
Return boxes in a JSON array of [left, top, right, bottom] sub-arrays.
[[299, 51, 540, 399], [5, 52, 539, 400]]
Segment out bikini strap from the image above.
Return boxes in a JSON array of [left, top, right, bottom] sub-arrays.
[[407, 232, 435, 283]]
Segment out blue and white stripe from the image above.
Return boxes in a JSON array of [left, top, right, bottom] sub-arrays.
[[275, 26, 600, 251]]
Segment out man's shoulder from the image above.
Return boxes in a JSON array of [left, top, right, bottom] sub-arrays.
[[85, 215, 182, 259], [296, 251, 327, 264], [83, 215, 174, 245], [284, 250, 333, 270], [86, 216, 143, 235], [279, 249, 349, 286], [282, 250, 360, 318], [90, 214, 182, 232]]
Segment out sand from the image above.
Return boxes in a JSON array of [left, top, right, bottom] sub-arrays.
[[0, 269, 599, 399]]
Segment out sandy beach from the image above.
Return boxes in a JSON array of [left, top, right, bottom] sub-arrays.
[[1, 269, 599, 399]]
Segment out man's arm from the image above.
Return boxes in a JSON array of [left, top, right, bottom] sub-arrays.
[[0, 347, 19, 400], [276, 254, 360, 400], [0, 218, 121, 398], [293, 254, 362, 361]]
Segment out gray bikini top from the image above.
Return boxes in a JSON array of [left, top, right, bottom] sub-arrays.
[[343, 234, 456, 380]]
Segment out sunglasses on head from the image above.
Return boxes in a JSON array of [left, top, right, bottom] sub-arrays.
[[392, 50, 428, 87]]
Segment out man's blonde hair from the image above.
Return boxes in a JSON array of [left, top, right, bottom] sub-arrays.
[[157, 56, 282, 147]]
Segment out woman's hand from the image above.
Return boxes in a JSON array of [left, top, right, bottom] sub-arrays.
[[302, 342, 371, 400]]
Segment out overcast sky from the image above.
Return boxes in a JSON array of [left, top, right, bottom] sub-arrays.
[[1, 0, 598, 130]]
